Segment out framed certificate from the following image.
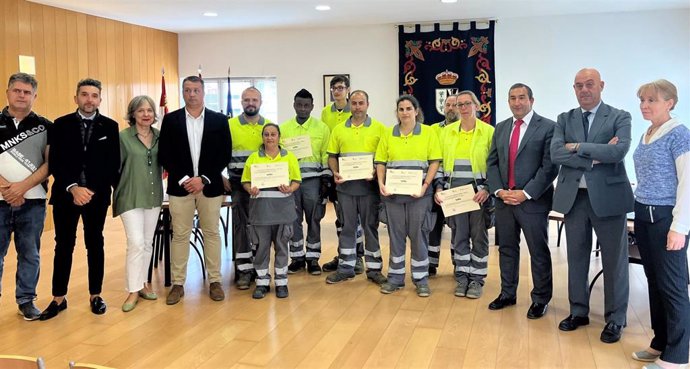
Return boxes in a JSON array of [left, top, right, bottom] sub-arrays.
[[385, 169, 423, 195], [436, 184, 480, 217], [251, 162, 289, 189], [282, 135, 312, 159], [338, 154, 373, 181]]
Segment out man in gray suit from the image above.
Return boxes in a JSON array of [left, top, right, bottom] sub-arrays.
[[486, 83, 558, 319], [551, 68, 634, 343]]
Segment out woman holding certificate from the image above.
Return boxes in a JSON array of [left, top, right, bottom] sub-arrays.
[[435, 91, 494, 299], [375, 95, 442, 297], [241, 123, 302, 299]]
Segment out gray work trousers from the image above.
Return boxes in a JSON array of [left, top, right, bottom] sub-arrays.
[[289, 178, 326, 261], [384, 198, 432, 286], [251, 224, 291, 287], [447, 208, 488, 284], [335, 192, 381, 276]]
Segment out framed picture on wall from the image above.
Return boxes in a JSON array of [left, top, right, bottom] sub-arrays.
[[323, 74, 350, 104]]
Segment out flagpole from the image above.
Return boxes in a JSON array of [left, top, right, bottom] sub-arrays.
[[226, 66, 234, 118], [158, 66, 168, 128]]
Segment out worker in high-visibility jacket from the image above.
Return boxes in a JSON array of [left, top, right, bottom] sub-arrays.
[[280, 89, 331, 276], [224, 87, 272, 290]]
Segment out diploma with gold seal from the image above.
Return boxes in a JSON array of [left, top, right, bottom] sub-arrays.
[[282, 135, 312, 159], [385, 169, 423, 195], [436, 184, 480, 216], [338, 154, 373, 181], [251, 162, 289, 189]]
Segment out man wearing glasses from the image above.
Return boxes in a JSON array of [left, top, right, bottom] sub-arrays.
[[320, 76, 366, 275]]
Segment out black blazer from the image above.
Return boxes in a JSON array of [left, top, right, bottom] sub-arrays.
[[158, 107, 232, 197], [49, 111, 120, 206], [486, 112, 558, 213]]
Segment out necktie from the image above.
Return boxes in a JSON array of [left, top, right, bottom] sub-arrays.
[[508, 119, 523, 189], [582, 111, 591, 141]]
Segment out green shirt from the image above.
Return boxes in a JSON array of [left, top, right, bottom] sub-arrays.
[[113, 126, 163, 217]]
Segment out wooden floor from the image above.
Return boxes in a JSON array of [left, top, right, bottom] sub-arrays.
[[0, 206, 658, 369]]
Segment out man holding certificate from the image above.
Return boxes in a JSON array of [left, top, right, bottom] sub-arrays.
[[375, 95, 441, 297], [486, 83, 558, 319], [325, 90, 387, 285], [280, 89, 331, 276], [241, 123, 301, 299]]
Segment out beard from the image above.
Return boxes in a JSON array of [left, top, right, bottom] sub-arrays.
[[244, 107, 259, 117]]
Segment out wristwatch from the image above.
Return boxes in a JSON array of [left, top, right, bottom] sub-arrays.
[[200, 176, 210, 185]]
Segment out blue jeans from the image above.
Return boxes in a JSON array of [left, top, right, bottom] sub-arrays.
[[0, 200, 46, 304]]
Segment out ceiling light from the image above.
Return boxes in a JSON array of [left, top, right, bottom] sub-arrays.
[[315, 5, 331, 11], [203, 12, 218, 17], [441, 0, 458, 3]]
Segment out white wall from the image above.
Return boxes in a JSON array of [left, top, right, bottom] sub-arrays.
[[180, 8, 690, 176]]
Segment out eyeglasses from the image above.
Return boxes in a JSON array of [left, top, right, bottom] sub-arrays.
[[146, 149, 152, 166], [331, 86, 347, 91], [455, 102, 474, 108]]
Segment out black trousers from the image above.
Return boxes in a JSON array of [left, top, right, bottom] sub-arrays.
[[495, 203, 552, 304], [635, 201, 690, 364], [51, 199, 109, 296]]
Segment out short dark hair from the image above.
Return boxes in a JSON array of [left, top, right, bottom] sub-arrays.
[[509, 83, 533, 99], [349, 90, 369, 102], [294, 88, 313, 102], [8, 73, 38, 92], [76, 78, 102, 94], [182, 75, 204, 88], [396, 94, 424, 124], [330, 75, 350, 88]]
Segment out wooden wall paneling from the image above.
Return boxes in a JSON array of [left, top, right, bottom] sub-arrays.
[[146, 28, 156, 108], [121, 23, 133, 122], [129, 25, 141, 98], [136, 26, 149, 103], [4, 0, 20, 79], [2, 0, 179, 231], [53, 8, 72, 114], [64, 9, 80, 106], [115, 21, 127, 126], [17, 0, 32, 55], [41, 6, 59, 120], [75, 13, 89, 79], [95, 17, 109, 113], [29, 3, 47, 116], [86, 16, 99, 80]]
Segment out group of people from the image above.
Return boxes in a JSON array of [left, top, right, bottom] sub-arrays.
[[0, 68, 688, 369]]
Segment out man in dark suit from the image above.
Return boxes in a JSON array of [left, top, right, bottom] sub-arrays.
[[551, 68, 634, 343], [40, 78, 120, 320], [486, 83, 558, 319], [158, 75, 232, 305]]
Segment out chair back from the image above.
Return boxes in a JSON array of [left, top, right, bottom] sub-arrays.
[[0, 355, 46, 369]]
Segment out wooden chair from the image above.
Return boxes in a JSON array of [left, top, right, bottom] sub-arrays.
[[68, 362, 115, 369], [0, 355, 46, 369]]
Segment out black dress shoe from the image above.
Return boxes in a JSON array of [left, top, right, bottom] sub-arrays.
[[600, 322, 623, 343], [488, 294, 516, 310], [90, 296, 107, 315], [39, 299, 67, 321], [526, 302, 548, 319], [558, 315, 589, 331]]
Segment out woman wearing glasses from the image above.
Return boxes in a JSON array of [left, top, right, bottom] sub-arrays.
[[436, 90, 494, 299], [113, 95, 163, 312]]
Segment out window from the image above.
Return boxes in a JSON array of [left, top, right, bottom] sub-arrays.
[[180, 77, 278, 122]]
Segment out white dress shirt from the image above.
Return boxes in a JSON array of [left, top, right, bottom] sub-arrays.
[[185, 107, 205, 177]]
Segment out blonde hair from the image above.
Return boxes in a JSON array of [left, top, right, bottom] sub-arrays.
[[457, 90, 480, 107], [637, 79, 678, 111], [126, 95, 158, 126]]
